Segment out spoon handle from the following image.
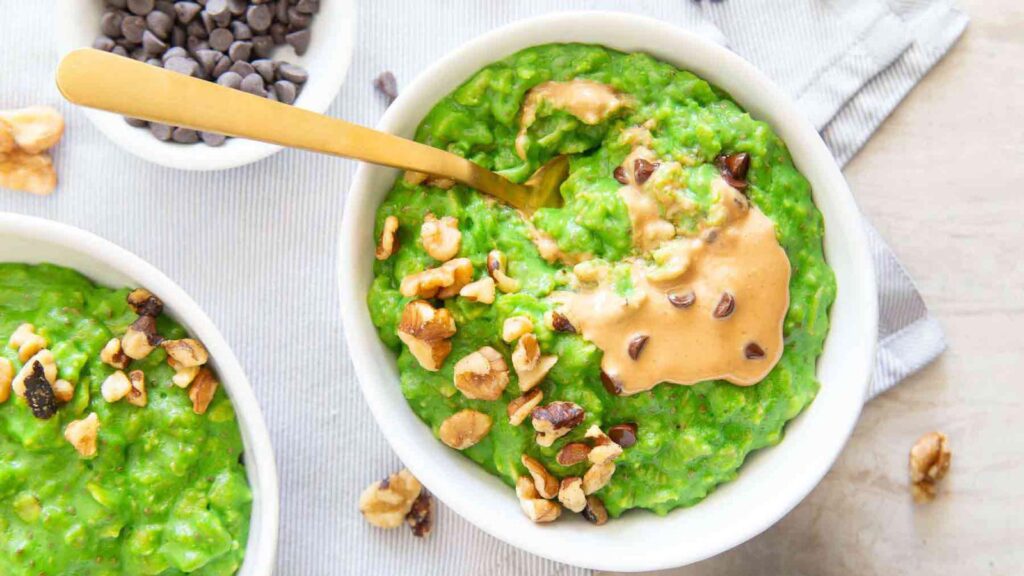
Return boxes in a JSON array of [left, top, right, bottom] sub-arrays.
[[55, 49, 509, 189]]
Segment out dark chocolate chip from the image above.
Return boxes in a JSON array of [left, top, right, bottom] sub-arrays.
[[93, 36, 116, 52], [230, 20, 253, 40], [145, 10, 174, 40], [200, 131, 227, 146], [204, 0, 228, 17], [229, 60, 255, 77], [252, 58, 275, 82], [251, 34, 273, 58], [286, 7, 311, 30], [744, 342, 765, 360], [141, 30, 167, 55], [246, 4, 273, 32], [162, 46, 187, 62], [171, 25, 187, 47], [195, 49, 221, 75], [23, 362, 57, 420], [153, 0, 175, 17], [600, 370, 623, 396], [164, 56, 198, 77], [126, 0, 154, 16], [227, 0, 248, 16], [627, 334, 649, 360], [373, 71, 398, 104], [276, 62, 307, 83], [608, 423, 638, 448], [549, 311, 576, 334], [295, 0, 319, 14], [174, 1, 202, 23], [613, 166, 628, 185], [149, 122, 172, 141], [713, 292, 735, 319], [273, 79, 296, 104], [121, 15, 146, 44], [714, 152, 750, 190], [111, 45, 129, 57], [211, 54, 232, 78], [240, 73, 267, 97], [275, 0, 290, 24], [285, 28, 310, 55], [101, 11, 124, 38], [633, 158, 659, 185], [172, 127, 199, 143], [667, 290, 696, 309], [269, 22, 287, 45], [216, 70, 243, 88], [124, 116, 148, 128], [208, 27, 234, 51], [187, 19, 208, 40], [228, 40, 252, 62]]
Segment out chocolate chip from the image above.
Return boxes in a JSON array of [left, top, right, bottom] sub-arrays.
[[164, 56, 198, 77], [187, 19, 208, 40], [253, 58, 275, 82], [171, 24, 187, 47], [121, 15, 146, 44], [627, 334, 649, 360], [205, 0, 229, 17], [208, 27, 234, 51], [228, 40, 252, 62], [146, 10, 174, 40], [145, 58, 162, 67], [600, 370, 622, 396], [744, 342, 765, 360], [112, 45, 129, 57], [101, 11, 124, 38], [130, 47, 148, 61], [229, 60, 255, 77], [374, 71, 398, 104], [211, 54, 232, 78], [667, 290, 695, 309], [124, 116, 148, 128], [94, 36, 116, 52], [274, 0, 290, 24], [613, 166, 628, 185], [715, 152, 750, 190], [276, 62, 307, 84], [285, 28, 310, 55], [195, 49, 221, 75], [246, 4, 273, 31], [153, 1, 175, 17], [142, 30, 167, 55], [230, 20, 253, 40], [549, 311, 576, 334], [252, 34, 274, 58], [608, 423, 638, 448], [172, 127, 200, 143], [295, 0, 319, 14], [634, 158, 659, 185], [149, 122, 172, 141], [713, 292, 735, 319], [227, 0, 248, 16], [127, 0, 155, 16], [286, 7, 311, 30], [240, 73, 267, 97], [23, 362, 57, 420], [200, 131, 227, 146], [269, 22, 287, 45], [274, 79, 296, 104], [162, 46, 186, 62], [175, 1, 202, 23], [405, 490, 433, 538]]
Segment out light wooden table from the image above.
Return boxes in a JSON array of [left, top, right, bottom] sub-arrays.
[[605, 2, 1024, 575]]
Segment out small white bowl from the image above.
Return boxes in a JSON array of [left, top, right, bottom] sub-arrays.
[[339, 11, 878, 572], [56, 0, 354, 171], [0, 212, 278, 576]]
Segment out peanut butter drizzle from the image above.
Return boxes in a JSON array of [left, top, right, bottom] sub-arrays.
[[560, 173, 791, 394], [516, 79, 628, 159]]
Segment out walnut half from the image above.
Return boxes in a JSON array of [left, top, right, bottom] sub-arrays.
[[909, 431, 951, 503], [400, 258, 474, 299]]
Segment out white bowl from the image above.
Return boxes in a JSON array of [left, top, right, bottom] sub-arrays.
[[338, 11, 877, 572], [0, 212, 278, 576], [56, 0, 353, 171]]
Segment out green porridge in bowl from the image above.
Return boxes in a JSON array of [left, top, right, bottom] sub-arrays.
[[367, 44, 836, 520], [0, 263, 251, 575]]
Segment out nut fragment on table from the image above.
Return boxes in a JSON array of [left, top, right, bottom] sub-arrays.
[[515, 476, 561, 523], [0, 106, 65, 154], [64, 413, 100, 458], [375, 215, 399, 260], [453, 346, 509, 401], [0, 106, 64, 195], [406, 490, 433, 538], [439, 409, 492, 450], [420, 214, 461, 261], [909, 431, 951, 503], [397, 300, 456, 371], [359, 469, 423, 529]]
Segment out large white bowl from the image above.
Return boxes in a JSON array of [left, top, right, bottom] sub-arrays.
[[56, 0, 354, 171], [0, 212, 278, 576], [338, 12, 877, 572]]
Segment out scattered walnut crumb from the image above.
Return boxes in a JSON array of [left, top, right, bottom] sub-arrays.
[[400, 258, 474, 299], [126, 370, 147, 407], [101, 370, 132, 403], [397, 300, 456, 371], [100, 337, 129, 370], [406, 490, 433, 538], [0, 106, 64, 195], [375, 215, 400, 260], [0, 357, 11, 403], [909, 431, 951, 503], [52, 379, 74, 404], [64, 413, 99, 458], [487, 250, 520, 293], [359, 469, 422, 529], [511, 333, 557, 392], [161, 338, 209, 368]]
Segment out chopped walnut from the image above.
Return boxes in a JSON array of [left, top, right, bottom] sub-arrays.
[[558, 477, 586, 513], [909, 431, 951, 503], [531, 401, 584, 447], [556, 442, 591, 466], [521, 455, 558, 499], [359, 469, 423, 529], [375, 215, 400, 260], [52, 379, 75, 404], [7, 323, 35, 350], [429, 177, 456, 190], [162, 338, 209, 368], [170, 359, 200, 388], [582, 496, 609, 525], [507, 388, 543, 426], [400, 258, 474, 299], [544, 310, 576, 334], [64, 412, 99, 458], [487, 250, 520, 293], [126, 288, 164, 317], [100, 337, 129, 370], [439, 409, 492, 450], [406, 490, 433, 537], [459, 277, 496, 304], [0, 358, 11, 403], [583, 461, 616, 494], [0, 148, 57, 195], [12, 350, 57, 398], [397, 300, 456, 371], [501, 316, 534, 343], [188, 368, 219, 415], [515, 476, 562, 523], [453, 346, 509, 401], [512, 333, 558, 392], [122, 316, 161, 360], [420, 214, 462, 261], [585, 425, 624, 465], [101, 370, 132, 403], [0, 106, 65, 155], [126, 370, 147, 407], [403, 170, 429, 186], [8, 323, 47, 363]]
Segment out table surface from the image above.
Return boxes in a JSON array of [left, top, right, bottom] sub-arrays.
[[604, 2, 1024, 575]]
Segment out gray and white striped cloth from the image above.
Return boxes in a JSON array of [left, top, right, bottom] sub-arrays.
[[0, 0, 964, 574]]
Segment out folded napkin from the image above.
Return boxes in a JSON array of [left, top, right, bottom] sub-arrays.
[[0, 1, 963, 575]]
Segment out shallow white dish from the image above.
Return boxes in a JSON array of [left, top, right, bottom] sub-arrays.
[[56, 0, 354, 171], [338, 11, 878, 572], [0, 212, 278, 576]]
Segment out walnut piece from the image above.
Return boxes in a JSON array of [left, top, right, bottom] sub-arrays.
[[126, 370, 147, 407], [12, 350, 57, 398], [515, 476, 562, 523], [459, 277, 495, 304], [585, 425, 624, 465], [122, 316, 161, 360], [397, 300, 456, 371], [487, 250, 520, 293], [406, 490, 433, 538], [420, 214, 461, 261], [52, 379, 75, 404], [375, 215, 400, 260], [453, 346, 509, 401], [0, 148, 57, 195], [162, 338, 209, 368], [909, 431, 951, 503], [583, 461, 616, 494], [531, 401, 584, 447], [100, 337, 129, 370], [0, 106, 63, 196], [501, 316, 534, 343], [0, 106, 65, 154], [189, 368, 219, 415], [439, 409, 492, 450], [512, 333, 557, 392], [400, 257, 474, 299], [126, 288, 164, 317], [507, 388, 543, 426], [558, 477, 586, 513], [556, 442, 591, 466], [0, 358, 11, 404], [64, 413, 100, 458], [101, 370, 132, 403], [359, 469, 423, 529], [521, 454, 559, 499], [8, 323, 47, 363], [170, 360, 200, 388], [582, 496, 609, 525]]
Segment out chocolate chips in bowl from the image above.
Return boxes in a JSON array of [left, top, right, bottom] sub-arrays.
[[93, 0, 317, 146]]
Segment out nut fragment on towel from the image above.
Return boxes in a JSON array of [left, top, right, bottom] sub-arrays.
[[0, 106, 64, 195]]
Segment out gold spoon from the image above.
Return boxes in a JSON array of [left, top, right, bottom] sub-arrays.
[[55, 48, 567, 213]]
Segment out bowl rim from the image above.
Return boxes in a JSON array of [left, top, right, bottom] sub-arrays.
[[338, 10, 877, 572], [0, 212, 279, 576], [54, 0, 355, 172]]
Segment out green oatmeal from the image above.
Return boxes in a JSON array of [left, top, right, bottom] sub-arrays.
[[0, 263, 251, 574], [368, 44, 836, 518]]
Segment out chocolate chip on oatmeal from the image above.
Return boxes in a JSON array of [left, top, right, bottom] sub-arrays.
[[582, 496, 608, 525], [712, 292, 736, 319], [600, 370, 623, 396], [667, 290, 696, 309], [556, 442, 591, 466], [744, 342, 765, 360], [545, 310, 576, 334], [633, 158, 659, 185], [531, 401, 584, 447], [374, 71, 398, 104], [607, 423, 638, 448], [406, 490, 433, 537], [24, 361, 57, 419], [627, 334, 649, 360], [715, 152, 750, 190], [126, 287, 164, 317], [613, 166, 628, 185]]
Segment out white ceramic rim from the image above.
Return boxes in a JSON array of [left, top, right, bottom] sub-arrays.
[[55, 0, 355, 171], [0, 212, 279, 576], [338, 11, 877, 572]]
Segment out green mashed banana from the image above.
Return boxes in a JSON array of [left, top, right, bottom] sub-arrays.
[[0, 263, 251, 575], [368, 44, 836, 517]]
